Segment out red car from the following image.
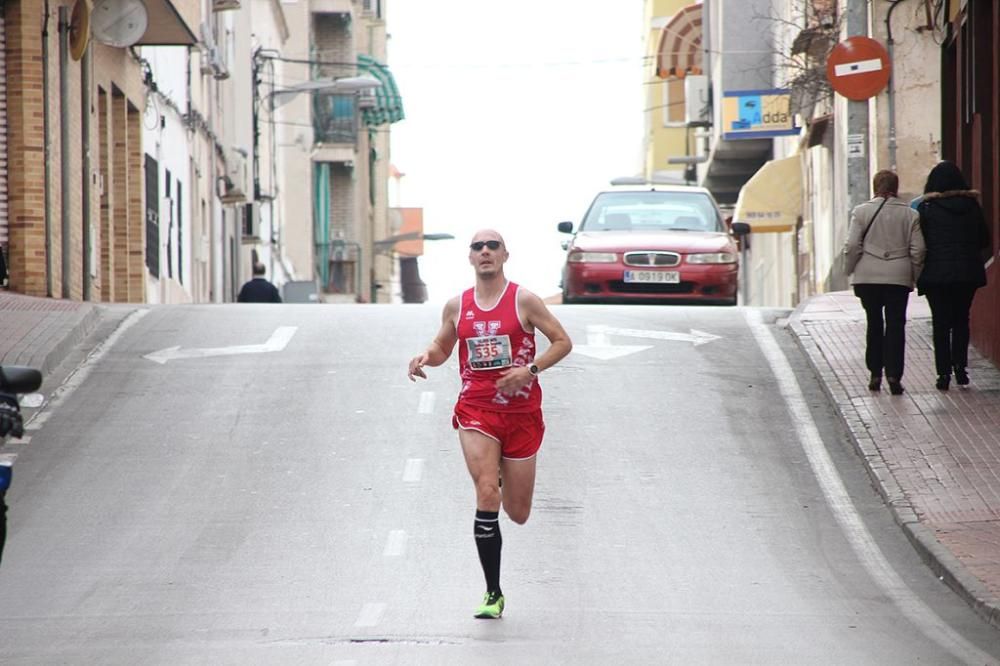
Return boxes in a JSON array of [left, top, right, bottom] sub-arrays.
[[558, 185, 739, 305]]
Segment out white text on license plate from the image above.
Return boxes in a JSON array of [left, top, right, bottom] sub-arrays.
[[624, 270, 680, 284]]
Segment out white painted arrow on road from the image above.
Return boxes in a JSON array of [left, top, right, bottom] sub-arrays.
[[571, 324, 722, 360], [572, 325, 652, 360], [591, 324, 722, 347], [143, 326, 298, 364]]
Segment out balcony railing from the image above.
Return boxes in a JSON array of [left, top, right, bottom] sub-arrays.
[[313, 93, 357, 144]]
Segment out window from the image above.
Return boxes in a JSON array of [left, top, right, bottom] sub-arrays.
[[662, 78, 686, 126]]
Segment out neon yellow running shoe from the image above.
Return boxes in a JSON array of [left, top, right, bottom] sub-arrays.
[[473, 590, 505, 619]]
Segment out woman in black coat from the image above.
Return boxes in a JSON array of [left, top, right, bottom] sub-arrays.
[[917, 161, 991, 390]]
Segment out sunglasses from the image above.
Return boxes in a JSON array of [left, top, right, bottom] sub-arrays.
[[469, 240, 502, 251]]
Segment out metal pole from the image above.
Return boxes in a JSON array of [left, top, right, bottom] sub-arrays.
[[58, 6, 71, 299], [81, 44, 93, 300], [839, 0, 871, 291], [42, 2, 53, 296]]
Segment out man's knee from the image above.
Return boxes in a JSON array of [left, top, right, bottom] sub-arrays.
[[475, 479, 501, 508], [503, 500, 531, 525]]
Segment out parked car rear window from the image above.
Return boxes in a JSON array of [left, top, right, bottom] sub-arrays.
[[582, 191, 722, 233]]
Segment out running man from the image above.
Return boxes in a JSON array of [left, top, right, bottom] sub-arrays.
[[407, 229, 572, 619]]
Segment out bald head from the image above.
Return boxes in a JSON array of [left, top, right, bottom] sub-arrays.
[[470, 229, 505, 246]]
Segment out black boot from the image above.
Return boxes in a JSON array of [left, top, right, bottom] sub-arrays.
[[936, 375, 950, 391], [868, 374, 882, 391], [953, 367, 969, 386], [887, 378, 904, 395]]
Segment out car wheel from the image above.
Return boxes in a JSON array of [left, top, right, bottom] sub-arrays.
[[561, 286, 576, 305]]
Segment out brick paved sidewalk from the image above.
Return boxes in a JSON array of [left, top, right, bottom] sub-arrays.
[[0, 291, 100, 376], [790, 290, 1000, 630]]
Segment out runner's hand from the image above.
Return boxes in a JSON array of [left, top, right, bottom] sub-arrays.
[[496, 366, 533, 395], [408, 354, 429, 381]]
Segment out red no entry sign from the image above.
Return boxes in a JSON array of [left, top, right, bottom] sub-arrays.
[[826, 36, 891, 100]]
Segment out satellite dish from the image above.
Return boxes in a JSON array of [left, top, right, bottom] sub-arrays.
[[91, 0, 148, 48], [69, 0, 92, 61]]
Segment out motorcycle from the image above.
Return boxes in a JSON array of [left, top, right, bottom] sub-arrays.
[[0, 365, 42, 567]]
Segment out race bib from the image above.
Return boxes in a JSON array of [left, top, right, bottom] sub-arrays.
[[466, 335, 513, 370]]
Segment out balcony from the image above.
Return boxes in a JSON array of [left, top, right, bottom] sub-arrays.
[[313, 93, 358, 145]]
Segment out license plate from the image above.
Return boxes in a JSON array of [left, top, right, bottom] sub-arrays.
[[623, 270, 680, 284]]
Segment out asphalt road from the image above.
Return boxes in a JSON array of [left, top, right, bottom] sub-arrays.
[[0, 303, 997, 665]]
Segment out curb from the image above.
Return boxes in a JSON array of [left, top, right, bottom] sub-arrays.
[[787, 301, 1000, 633]]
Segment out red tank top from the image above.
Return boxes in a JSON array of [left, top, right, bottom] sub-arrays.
[[455, 281, 542, 412]]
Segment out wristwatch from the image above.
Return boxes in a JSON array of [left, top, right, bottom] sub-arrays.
[[528, 363, 540, 376]]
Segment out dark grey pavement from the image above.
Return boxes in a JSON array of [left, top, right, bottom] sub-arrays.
[[790, 290, 1000, 631], [2, 288, 999, 639]]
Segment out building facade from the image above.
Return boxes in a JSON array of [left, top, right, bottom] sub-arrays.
[[940, 0, 999, 365], [1, 0, 403, 307]]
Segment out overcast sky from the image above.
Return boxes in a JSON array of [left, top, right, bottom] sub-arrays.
[[387, 1, 646, 301]]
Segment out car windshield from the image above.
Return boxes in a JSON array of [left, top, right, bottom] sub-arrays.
[[580, 191, 723, 233]]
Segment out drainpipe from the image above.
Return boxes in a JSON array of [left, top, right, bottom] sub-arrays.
[[58, 6, 71, 299], [81, 45, 93, 300], [42, 2, 53, 297], [885, 0, 903, 171]]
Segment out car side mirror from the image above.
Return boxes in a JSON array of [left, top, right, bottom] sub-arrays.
[[730, 222, 751, 236], [557, 221, 574, 234]]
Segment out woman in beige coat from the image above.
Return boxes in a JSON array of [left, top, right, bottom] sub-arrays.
[[843, 170, 926, 395]]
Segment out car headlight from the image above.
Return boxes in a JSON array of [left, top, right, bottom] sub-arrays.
[[568, 251, 617, 263], [687, 252, 737, 264]]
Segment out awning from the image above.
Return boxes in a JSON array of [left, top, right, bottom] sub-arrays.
[[733, 155, 803, 233], [357, 55, 405, 126], [136, 0, 198, 45], [656, 3, 703, 79]]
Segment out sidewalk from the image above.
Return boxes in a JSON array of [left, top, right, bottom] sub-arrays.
[[0, 291, 102, 375], [790, 290, 1000, 631]]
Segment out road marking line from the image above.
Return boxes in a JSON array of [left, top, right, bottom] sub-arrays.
[[418, 391, 436, 414], [745, 309, 993, 664], [383, 530, 408, 557], [402, 458, 424, 483], [354, 602, 386, 628], [143, 326, 297, 364]]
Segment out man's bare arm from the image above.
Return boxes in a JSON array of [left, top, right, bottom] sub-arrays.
[[521, 291, 572, 372], [408, 297, 460, 381], [495, 290, 572, 393]]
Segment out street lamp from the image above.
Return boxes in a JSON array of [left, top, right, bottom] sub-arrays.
[[270, 75, 382, 110], [370, 232, 455, 303], [372, 231, 455, 251]]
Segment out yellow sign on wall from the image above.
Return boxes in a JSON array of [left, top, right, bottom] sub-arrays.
[[722, 89, 798, 140]]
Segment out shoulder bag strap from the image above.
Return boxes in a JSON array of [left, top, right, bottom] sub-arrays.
[[860, 197, 889, 246]]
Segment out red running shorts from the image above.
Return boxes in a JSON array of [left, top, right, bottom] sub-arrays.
[[452, 402, 545, 460]]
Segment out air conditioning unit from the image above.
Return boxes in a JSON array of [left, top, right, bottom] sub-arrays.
[[684, 75, 711, 127], [210, 49, 230, 80], [243, 202, 260, 241], [357, 89, 377, 109], [212, 0, 240, 11], [220, 149, 247, 204]]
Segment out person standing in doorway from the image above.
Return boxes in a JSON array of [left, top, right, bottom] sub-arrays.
[[237, 262, 282, 303], [917, 161, 991, 390], [844, 169, 926, 395], [407, 230, 572, 619]]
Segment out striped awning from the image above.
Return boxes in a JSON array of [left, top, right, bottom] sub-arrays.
[[656, 3, 703, 80], [357, 55, 405, 127]]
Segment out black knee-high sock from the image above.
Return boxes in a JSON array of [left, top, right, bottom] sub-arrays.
[[474, 509, 502, 594]]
